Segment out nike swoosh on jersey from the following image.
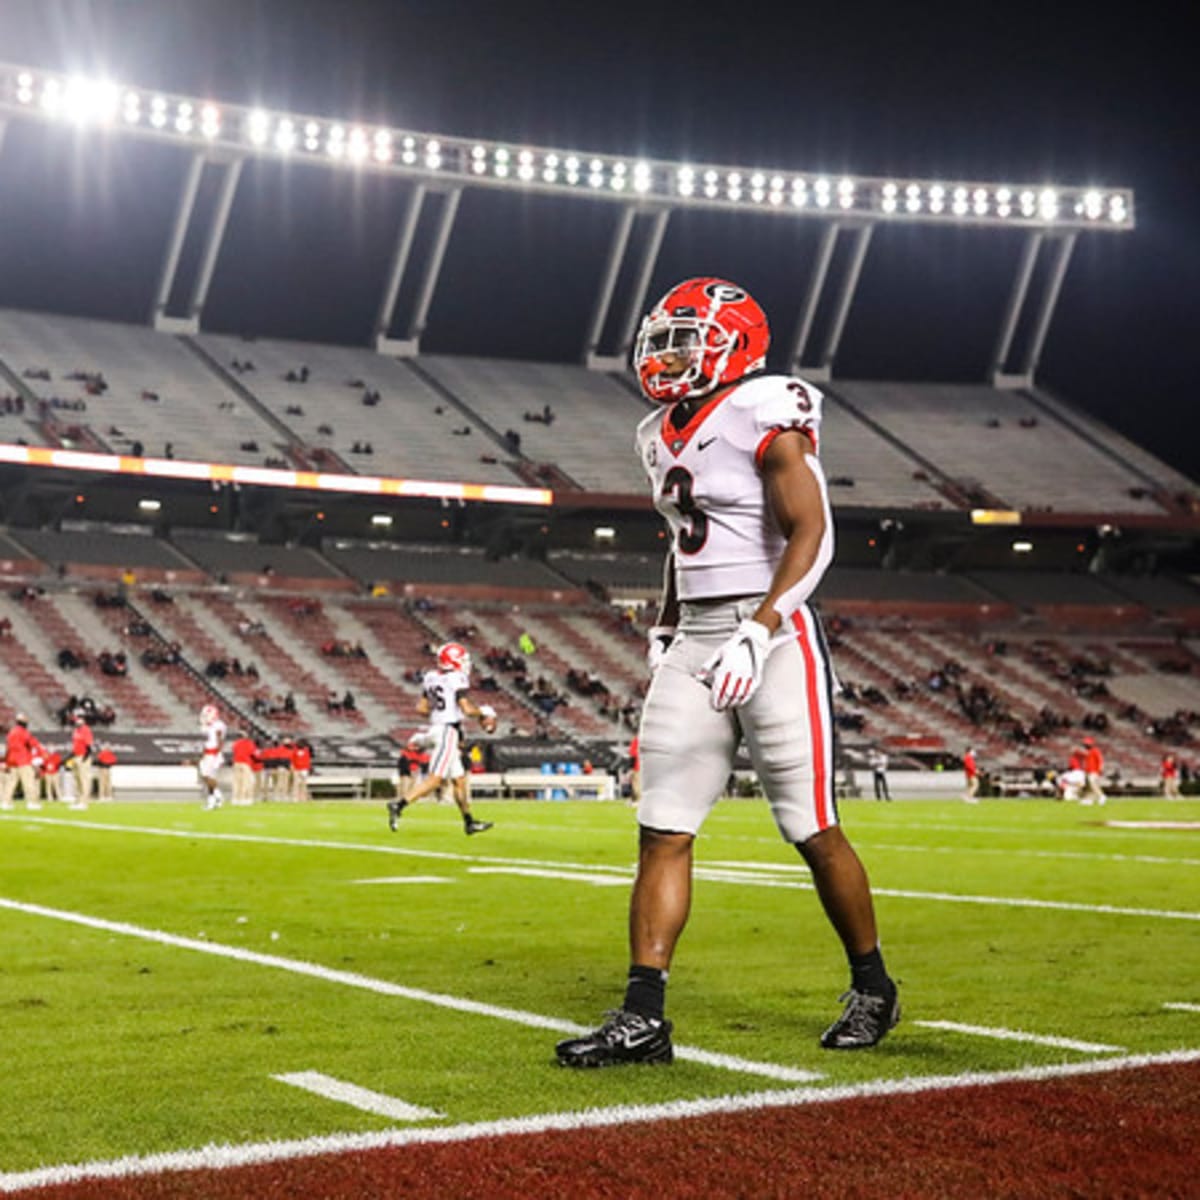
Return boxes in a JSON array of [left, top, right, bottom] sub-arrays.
[[697, 436, 717, 450]]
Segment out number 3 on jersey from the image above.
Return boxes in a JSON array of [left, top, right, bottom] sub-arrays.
[[661, 465, 708, 555]]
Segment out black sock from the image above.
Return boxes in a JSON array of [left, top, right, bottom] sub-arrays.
[[849, 946, 891, 996], [623, 964, 667, 1020], [394, 799, 407, 812]]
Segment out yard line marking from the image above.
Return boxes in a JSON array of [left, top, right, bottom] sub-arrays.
[[0, 896, 819, 1086], [351, 876, 455, 885], [5, 1049, 1199, 1194], [469, 867, 631, 887], [272, 1072, 444, 1122], [19, 818, 1200, 922], [1164, 1002, 1200, 1014], [914, 1020, 1124, 1054]]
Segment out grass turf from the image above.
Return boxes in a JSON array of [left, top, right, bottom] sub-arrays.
[[1, 794, 1198, 1174]]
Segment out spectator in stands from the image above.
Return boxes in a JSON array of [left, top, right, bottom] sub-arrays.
[[58, 647, 86, 670], [963, 747, 980, 804], [868, 747, 891, 801], [3, 714, 42, 811], [1161, 753, 1181, 799]]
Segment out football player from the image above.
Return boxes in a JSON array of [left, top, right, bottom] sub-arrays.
[[387, 642, 494, 835], [557, 278, 898, 1069], [198, 703, 227, 810]]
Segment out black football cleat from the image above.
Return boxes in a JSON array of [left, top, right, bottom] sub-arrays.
[[386, 801, 402, 832], [820, 984, 900, 1050], [464, 819, 493, 835], [556, 1009, 674, 1068]]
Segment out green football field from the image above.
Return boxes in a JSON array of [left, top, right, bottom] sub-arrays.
[[1, 795, 1198, 1180]]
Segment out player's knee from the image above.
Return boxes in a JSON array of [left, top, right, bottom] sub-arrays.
[[638, 825, 694, 856]]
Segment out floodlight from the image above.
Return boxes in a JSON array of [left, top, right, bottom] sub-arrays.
[[247, 109, 269, 145], [1012, 540, 1033, 553], [274, 118, 295, 151], [370, 513, 393, 527], [40, 78, 62, 113], [201, 104, 221, 139], [138, 498, 162, 512], [593, 526, 616, 541]]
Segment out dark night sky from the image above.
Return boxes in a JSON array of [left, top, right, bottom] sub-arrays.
[[0, 0, 1196, 479]]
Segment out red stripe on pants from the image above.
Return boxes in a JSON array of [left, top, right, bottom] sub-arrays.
[[791, 611, 830, 830]]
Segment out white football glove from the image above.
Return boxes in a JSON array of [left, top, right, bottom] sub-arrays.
[[698, 619, 771, 711], [646, 625, 676, 673]]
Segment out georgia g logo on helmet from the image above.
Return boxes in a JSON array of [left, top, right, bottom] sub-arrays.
[[633, 277, 769, 404], [437, 642, 470, 673]]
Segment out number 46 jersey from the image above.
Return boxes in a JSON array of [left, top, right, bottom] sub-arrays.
[[635, 374, 828, 602]]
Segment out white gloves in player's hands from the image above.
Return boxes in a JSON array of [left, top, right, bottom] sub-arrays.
[[646, 626, 676, 673], [698, 619, 771, 711]]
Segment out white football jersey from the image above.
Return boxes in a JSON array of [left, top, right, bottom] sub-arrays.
[[422, 668, 470, 726], [635, 374, 825, 600], [202, 719, 227, 756]]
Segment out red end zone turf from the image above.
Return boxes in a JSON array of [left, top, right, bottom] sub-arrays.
[[24, 1061, 1200, 1199]]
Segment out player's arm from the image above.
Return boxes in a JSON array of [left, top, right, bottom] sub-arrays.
[[751, 428, 832, 634], [698, 427, 830, 710], [655, 552, 679, 629], [415, 694, 431, 717], [646, 551, 679, 671]]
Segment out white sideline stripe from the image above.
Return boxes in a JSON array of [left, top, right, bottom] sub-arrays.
[[1105, 821, 1200, 831], [19, 818, 1200, 922], [914, 1020, 1124, 1054], [0, 896, 818, 1085], [5, 1049, 1199, 1194], [871, 886, 1200, 922], [1164, 1002, 1200, 1014], [469, 866, 630, 887], [352, 876, 455, 885], [272, 1072, 444, 1122], [852, 845, 1200, 868]]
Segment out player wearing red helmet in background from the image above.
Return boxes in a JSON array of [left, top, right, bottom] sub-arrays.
[[198, 704, 227, 810], [557, 278, 898, 1069], [386, 642, 495, 835]]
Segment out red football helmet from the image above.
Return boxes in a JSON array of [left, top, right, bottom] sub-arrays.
[[634, 277, 769, 403], [437, 642, 470, 673]]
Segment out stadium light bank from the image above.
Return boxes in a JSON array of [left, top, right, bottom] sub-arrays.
[[0, 63, 1133, 232]]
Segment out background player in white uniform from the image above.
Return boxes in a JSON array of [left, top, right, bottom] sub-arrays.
[[198, 704, 227, 810], [387, 642, 495, 835], [558, 278, 898, 1069]]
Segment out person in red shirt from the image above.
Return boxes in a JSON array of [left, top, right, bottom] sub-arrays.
[[627, 735, 641, 807], [290, 740, 312, 802], [40, 748, 63, 804], [1160, 753, 1180, 800], [71, 715, 95, 807], [1081, 737, 1106, 806], [3, 714, 42, 810], [230, 732, 260, 805], [95, 745, 118, 802], [962, 747, 979, 804]]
